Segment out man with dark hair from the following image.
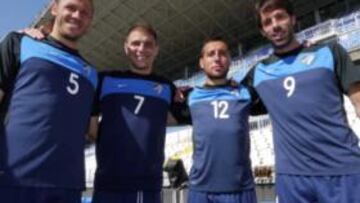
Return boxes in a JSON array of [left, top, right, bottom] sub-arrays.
[[184, 37, 261, 203], [88, 22, 188, 203], [0, 0, 97, 203], [246, 0, 360, 202], [254, 0, 294, 28]]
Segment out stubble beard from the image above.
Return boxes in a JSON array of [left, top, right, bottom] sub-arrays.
[[272, 28, 296, 51]]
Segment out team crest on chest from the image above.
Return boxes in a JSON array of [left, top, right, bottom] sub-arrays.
[[300, 54, 315, 66], [83, 65, 92, 76], [153, 83, 164, 94], [230, 89, 240, 97]]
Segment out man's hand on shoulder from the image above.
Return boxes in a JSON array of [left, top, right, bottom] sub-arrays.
[[18, 26, 49, 40], [174, 86, 192, 103]]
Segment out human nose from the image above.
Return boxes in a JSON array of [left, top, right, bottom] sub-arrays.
[[71, 10, 81, 19], [271, 18, 281, 30], [214, 52, 222, 61], [137, 43, 147, 52]]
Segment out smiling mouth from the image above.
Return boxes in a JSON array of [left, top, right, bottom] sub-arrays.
[[212, 66, 225, 71], [66, 18, 82, 27], [67, 24, 82, 31], [135, 56, 148, 61]]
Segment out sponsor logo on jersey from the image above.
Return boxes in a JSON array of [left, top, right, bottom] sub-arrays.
[[117, 83, 128, 88]]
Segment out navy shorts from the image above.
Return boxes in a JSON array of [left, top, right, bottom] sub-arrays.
[[92, 190, 161, 203], [276, 174, 360, 203], [187, 189, 257, 203], [0, 186, 81, 203]]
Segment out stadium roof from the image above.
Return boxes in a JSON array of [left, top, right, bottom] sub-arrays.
[[33, 0, 335, 79]]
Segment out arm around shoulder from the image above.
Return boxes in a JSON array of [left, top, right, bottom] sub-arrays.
[[169, 86, 193, 125]]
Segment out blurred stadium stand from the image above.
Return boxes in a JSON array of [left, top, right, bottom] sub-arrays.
[[175, 10, 360, 87]]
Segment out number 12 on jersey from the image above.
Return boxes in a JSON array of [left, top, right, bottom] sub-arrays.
[[211, 100, 229, 119]]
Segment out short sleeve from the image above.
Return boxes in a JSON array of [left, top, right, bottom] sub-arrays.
[[0, 32, 22, 93], [330, 42, 360, 94]]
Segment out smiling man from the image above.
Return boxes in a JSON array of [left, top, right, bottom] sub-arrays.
[[245, 0, 360, 202], [89, 23, 188, 203], [0, 0, 97, 203]]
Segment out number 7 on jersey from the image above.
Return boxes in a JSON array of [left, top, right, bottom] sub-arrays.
[[134, 95, 145, 115]]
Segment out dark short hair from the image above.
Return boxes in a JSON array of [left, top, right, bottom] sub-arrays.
[[200, 36, 229, 57], [254, 0, 294, 28], [125, 22, 158, 43]]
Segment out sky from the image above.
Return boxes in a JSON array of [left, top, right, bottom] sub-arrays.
[[0, 0, 50, 39]]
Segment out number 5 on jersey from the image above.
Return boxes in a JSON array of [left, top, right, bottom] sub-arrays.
[[67, 73, 79, 95]]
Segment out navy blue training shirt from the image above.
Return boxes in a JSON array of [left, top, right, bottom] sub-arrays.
[[247, 43, 360, 175], [94, 70, 178, 192], [188, 82, 255, 192], [0, 32, 98, 189]]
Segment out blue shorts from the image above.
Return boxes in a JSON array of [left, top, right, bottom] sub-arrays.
[[0, 186, 81, 203], [276, 174, 360, 203], [92, 190, 161, 203], [187, 189, 257, 203]]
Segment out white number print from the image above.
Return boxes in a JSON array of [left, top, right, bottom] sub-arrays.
[[134, 95, 145, 115], [67, 73, 79, 95], [283, 76, 296, 98], [211, 100, 229, 119]]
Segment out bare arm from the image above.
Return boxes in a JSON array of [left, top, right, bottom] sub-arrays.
[[168, 86, 192, 125], [349, 82, 360, 118], [167, 112, 178, 125], [87, 116, 99, 142], [167, 88, 182, 125]]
